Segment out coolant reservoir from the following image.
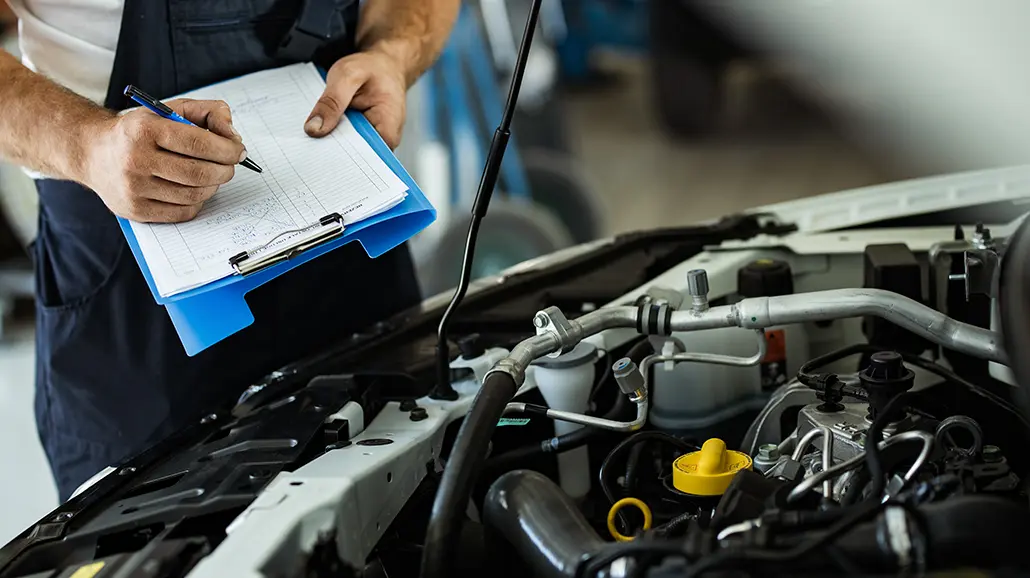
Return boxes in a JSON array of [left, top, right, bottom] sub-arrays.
[[650, 260, 808, 431], [533, 342, 597, 500]]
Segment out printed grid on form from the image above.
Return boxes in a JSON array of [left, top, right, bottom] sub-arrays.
[[130, 63, 409, 298]]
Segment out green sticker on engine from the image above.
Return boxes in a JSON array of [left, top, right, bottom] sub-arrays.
[[497, 418, 531, 427]]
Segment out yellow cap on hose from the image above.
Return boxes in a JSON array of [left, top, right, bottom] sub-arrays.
[[672, 438, 752, 496]]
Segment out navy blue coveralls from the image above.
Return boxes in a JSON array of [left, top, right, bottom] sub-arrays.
[[32, 0, 421, 501]]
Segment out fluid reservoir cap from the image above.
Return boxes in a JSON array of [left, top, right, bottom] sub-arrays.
[[531, 341, 598, 369], [737, 259, 794, 298], [672, 438, 753, 496]]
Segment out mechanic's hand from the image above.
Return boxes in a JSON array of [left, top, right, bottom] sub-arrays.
[[305, 49, 407, 149], [83, 99, 246, 223]]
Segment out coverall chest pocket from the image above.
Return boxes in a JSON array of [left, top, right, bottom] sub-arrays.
[[168, 0, 354, 92]]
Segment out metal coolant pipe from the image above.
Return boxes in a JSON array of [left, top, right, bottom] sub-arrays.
[[492, 306, 639, 383], [669, 289, 1006, 365]]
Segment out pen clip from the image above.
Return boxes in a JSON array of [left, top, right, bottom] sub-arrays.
[[228, 213, 345, 276], [124, 85, 176, 116]]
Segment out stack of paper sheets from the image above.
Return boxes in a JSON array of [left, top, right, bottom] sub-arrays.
[[128, 63, 409, 298]]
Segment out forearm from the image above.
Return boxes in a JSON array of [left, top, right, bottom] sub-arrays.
[[0, 50, 112, 182], [356, 0, 461, 86]]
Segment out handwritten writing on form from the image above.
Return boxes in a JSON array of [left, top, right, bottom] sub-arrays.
[[128, 63, 408, 298]]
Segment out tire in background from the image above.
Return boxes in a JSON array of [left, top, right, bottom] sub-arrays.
[[418, 198, 574, 297], [522, 148, 603, 244]]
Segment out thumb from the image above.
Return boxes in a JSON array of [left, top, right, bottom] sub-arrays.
[[306, 66, 368, 138]]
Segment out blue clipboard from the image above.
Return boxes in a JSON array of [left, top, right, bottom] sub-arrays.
[[117, 90, 436, 356]]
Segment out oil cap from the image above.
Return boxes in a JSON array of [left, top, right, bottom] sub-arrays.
[[737, 259, 794, 298], [672, 438, 753, 496]]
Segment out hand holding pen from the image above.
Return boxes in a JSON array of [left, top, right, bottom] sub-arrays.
[[78, 88, 261, 224], [125, 86, 262, 174]]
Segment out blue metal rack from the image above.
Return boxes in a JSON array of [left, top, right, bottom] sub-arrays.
[[554, 0, 649, 82]]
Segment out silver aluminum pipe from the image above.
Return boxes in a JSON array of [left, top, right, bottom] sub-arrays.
[[639, 329, 767, 376], [503, 399, 649, 433], [487, 288, 1004, 418], [670, 289, 1006, 365], [490, 306, 639, 385], [500, 330, 766, 433], [792, 426, 834, 497], [787, 430, 935, 503]]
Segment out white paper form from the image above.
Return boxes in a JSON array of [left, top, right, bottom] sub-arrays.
[[129, 63, 409, 298]]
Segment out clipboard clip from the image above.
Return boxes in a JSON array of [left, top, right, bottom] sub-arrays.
[[228, 212, 345, 276]]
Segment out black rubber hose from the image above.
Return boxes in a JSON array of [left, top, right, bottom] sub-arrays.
[[864, 392, 916, 501], [775, 496, 1028, 574], [600, 432, 697, 534], [798, 344, 1026, 426], [483, 470, 606, 578], [422, 372, 518, 578], [651, 511, 695, 537], [624, 442, 647, 494], [796, 343, 871, 387]]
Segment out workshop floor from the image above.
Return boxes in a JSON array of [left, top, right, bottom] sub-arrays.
[[0, 56, 902, 543], [562, 56, 904, 236]]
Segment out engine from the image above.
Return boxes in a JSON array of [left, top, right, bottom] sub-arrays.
[[2, 200, 1029, 578], [458, 219, 1030, 578]]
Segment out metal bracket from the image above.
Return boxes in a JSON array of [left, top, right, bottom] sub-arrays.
[[533, 307, 577, 357], [946, 225, 1002, 300], [645, 286, 684, 310], [949, 249, 1001, 300]]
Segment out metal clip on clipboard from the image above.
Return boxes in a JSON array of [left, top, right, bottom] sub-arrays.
[[228, 212, 345, 276]]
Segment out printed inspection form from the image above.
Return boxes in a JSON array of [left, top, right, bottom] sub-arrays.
[[127, 63, 409, 298]]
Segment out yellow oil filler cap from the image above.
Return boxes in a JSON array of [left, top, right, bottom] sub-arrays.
[[672, 438, 753, 496]]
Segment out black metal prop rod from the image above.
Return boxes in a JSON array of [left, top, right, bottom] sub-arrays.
[[432, 0, 545, 399]]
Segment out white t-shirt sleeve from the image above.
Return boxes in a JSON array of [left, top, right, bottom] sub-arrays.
[[7, 0, 123, 105]]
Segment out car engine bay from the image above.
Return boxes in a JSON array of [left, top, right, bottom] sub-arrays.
[[2, 183, 1030, 578]]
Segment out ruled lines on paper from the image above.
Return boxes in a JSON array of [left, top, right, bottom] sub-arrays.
[[128, 63, 408, 297]]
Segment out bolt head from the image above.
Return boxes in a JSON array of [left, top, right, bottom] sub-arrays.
[[983, 445, 1003, 462], [758, 444, 780, 460], [533, 313, 549, 328]]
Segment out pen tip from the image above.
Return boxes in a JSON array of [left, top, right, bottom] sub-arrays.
[[241, 158, 263, 173]]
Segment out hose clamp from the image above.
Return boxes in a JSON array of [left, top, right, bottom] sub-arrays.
[[485, 358, 525, 387]]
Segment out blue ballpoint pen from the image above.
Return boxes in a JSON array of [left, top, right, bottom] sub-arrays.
[[123, 85, 262, 174]]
